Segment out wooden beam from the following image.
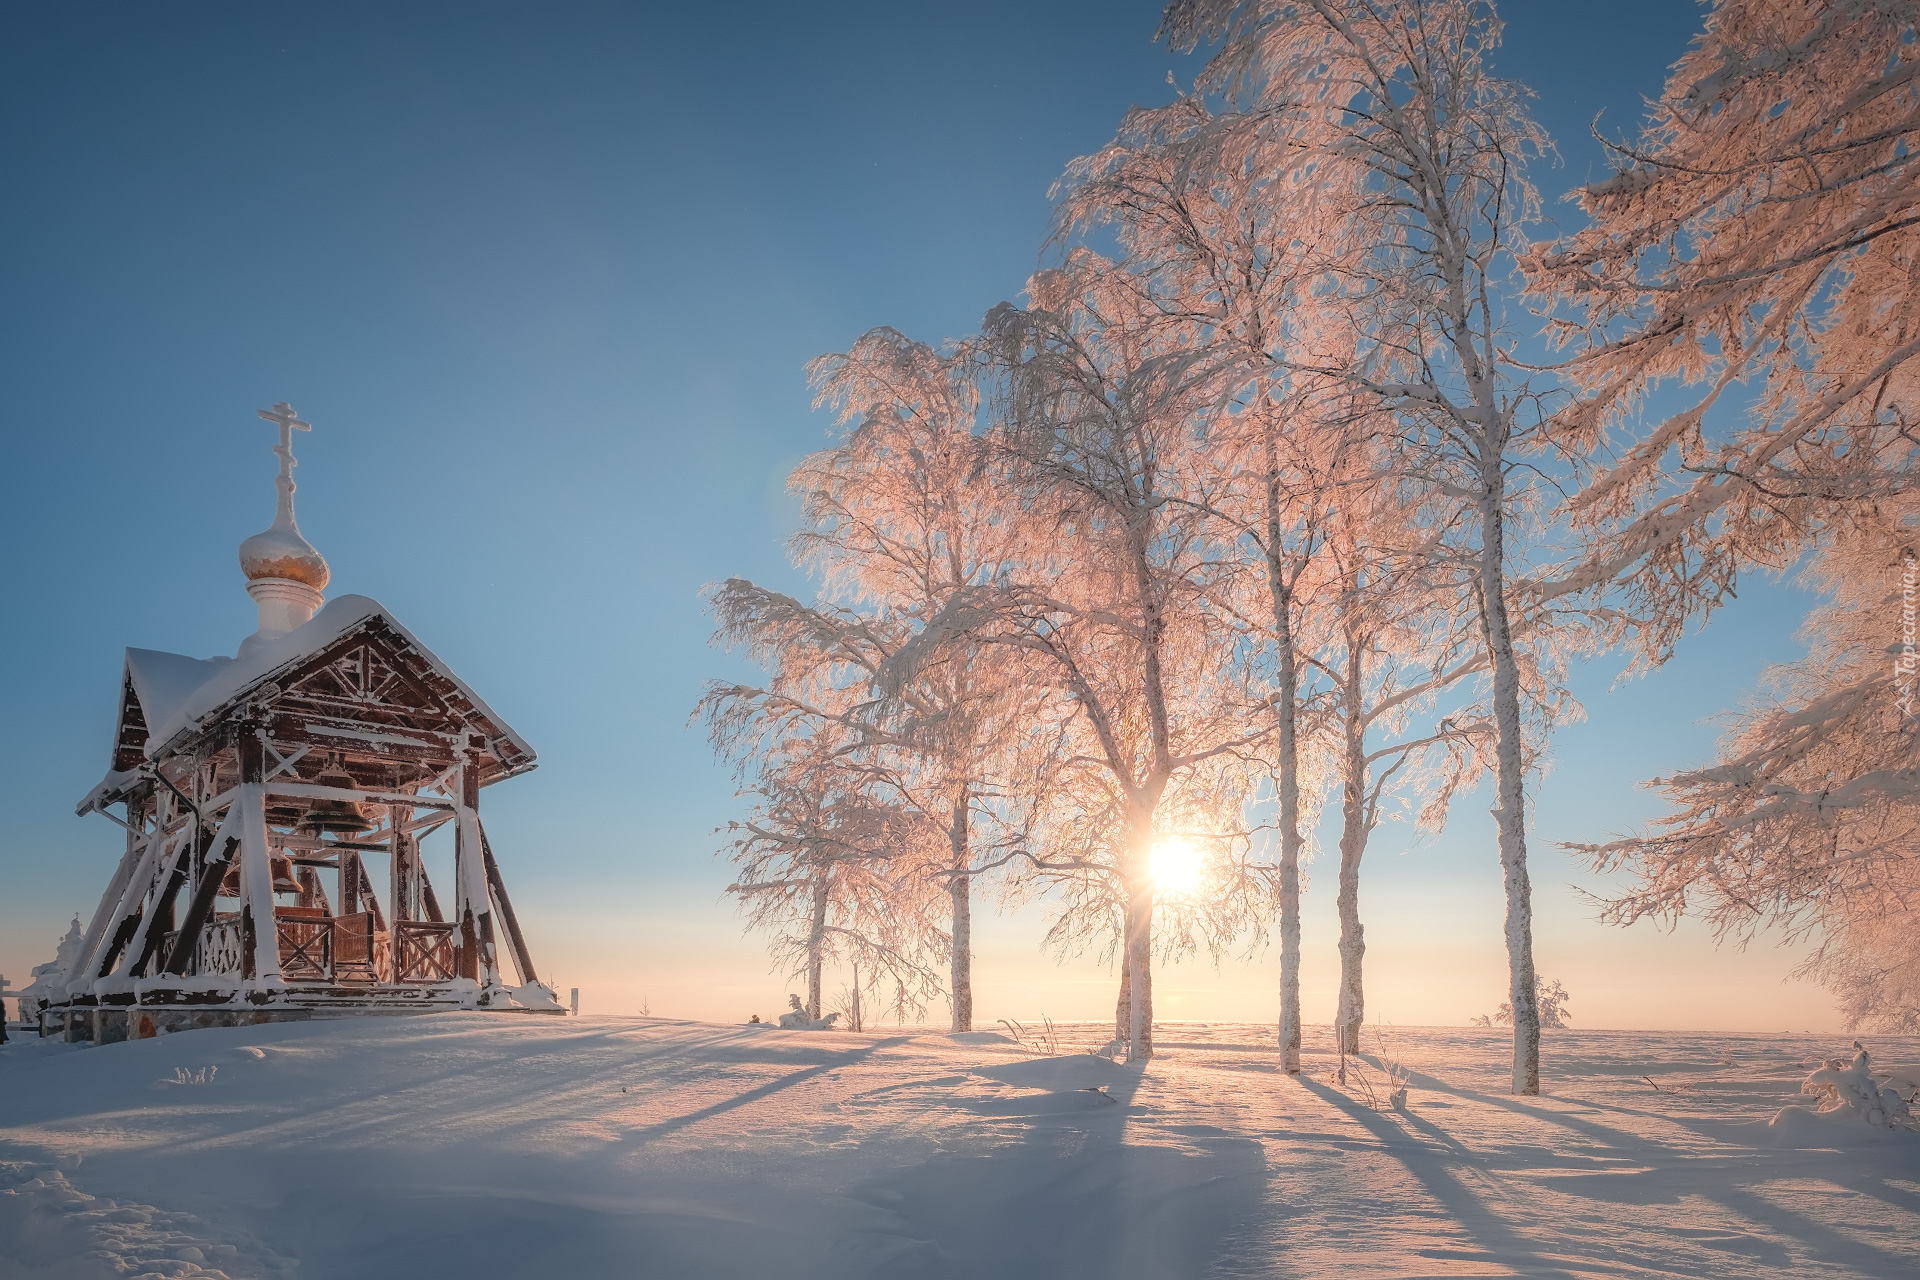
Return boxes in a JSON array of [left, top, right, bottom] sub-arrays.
[[127, 828, 199, 978], [265, 782, 455, 810], [420, 867, 445, 924], [162, 809, 242, 976], [478, 822, 537, 987], [356, 858, 387, 933], [94, 794, 174, 979], [71, 804, 150, 989]]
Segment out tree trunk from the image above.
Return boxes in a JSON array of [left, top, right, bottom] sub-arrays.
[[807, 874, 830, 1020], [1266, 425, 1304, 1072], [1478, 470, 1540, 1094], [949, 787, 973, 1033], [1125, 811, 1155, 1061], [1114, 950, 1131, 1048], [1334, 630, 1368, 1055], [1123, 515, 1171, 1065]]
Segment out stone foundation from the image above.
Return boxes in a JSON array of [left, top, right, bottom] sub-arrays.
[[45, 1006, 317, 1042], [38, 998, 561, 1044]]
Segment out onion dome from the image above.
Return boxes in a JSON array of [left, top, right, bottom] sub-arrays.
[[240, 520, 330, 589]]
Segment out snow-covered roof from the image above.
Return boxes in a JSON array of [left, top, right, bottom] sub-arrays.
[[82, 595, 535, 811], [124, 648, 234, 750]]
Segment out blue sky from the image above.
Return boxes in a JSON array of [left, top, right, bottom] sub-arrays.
[[2, 1, 1838, 1031]]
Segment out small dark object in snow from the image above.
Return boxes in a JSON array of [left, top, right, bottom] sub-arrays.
[[749, 1014, 761, 1023]]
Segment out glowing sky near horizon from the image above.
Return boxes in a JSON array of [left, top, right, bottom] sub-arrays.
[[0, 2, 1851, 1034]]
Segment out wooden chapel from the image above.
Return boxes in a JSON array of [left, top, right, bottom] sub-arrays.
[[43, 403, 562, 1041]]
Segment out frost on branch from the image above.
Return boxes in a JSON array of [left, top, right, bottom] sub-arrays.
[[1773, 1043, 1919, 1133], [1571, 512, 1920, 1032]]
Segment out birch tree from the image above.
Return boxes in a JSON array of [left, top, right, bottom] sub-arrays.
[[704, 329, 1053, 1032], [1163, 0, 1565, 1092], [1052, 93, 1354, 1069], [797, 328, 1054, 1031], [1312, 443, 1493, 1049], [717, 731, 942, 1020], [890, 251, 1269, 1060]]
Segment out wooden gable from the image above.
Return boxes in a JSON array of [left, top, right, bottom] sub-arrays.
[[255, 616, 535, 785], [88, 597, 535, 813]]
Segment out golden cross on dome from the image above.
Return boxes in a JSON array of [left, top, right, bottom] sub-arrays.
[[256, 402, 310, 524]]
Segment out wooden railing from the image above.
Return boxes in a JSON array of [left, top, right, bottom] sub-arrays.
[[168, 909, 441, 985], [271, 909, 393, 984], [393, 920, 457, 983], [275, 908, 332, 979], [196, 917, 245, 976]]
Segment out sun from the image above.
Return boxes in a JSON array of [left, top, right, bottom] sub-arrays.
[[1151, 838, 1205, 897]]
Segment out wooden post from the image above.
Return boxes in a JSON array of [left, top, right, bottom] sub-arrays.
[[456, 754, 499, 986], [235, 729, 279, 984], [340, 850, 362, 916], [453, 757, 479, 981], [389, 805, 411, 923]]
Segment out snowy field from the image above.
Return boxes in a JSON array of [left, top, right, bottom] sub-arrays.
[[1, 1016, 1916, 1279]]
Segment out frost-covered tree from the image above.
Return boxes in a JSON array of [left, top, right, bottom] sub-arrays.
[[1317, 482, 1491, 1051], [1474, 974, 1570, 1030], [1163, 0, 1567, 1093], [1533, 0, 1920, 650], [1574, 508, 1920, 1033], [794, 328, 1057, 1031], [704, 329, 1057, 1032], [1534, 1, 1920, 1034], [889, 252, 1271, 1060], [714, 730, 941, 1021], [1052, 93, 1346, 1070]]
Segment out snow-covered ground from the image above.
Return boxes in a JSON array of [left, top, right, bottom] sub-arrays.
[[2, 1017, 1915, 1279]]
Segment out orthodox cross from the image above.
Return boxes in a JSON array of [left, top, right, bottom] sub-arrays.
[[257, 402, 311, 524]]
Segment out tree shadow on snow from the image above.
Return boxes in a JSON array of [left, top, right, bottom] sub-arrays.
[[820, 1062, 1273, 1280], [1293, 1074, 1572, 1276], [615, 1035, 917, 1148]]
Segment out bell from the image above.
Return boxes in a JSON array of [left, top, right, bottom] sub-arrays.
[[298, 762, 374, 836]]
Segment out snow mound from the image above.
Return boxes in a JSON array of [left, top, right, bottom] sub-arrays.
[[970, 1053, 1119, 1092], [497, 980, 565, 1011], [0, 1161, 293, 1279], [1771, 1043, 1918, 1134]]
